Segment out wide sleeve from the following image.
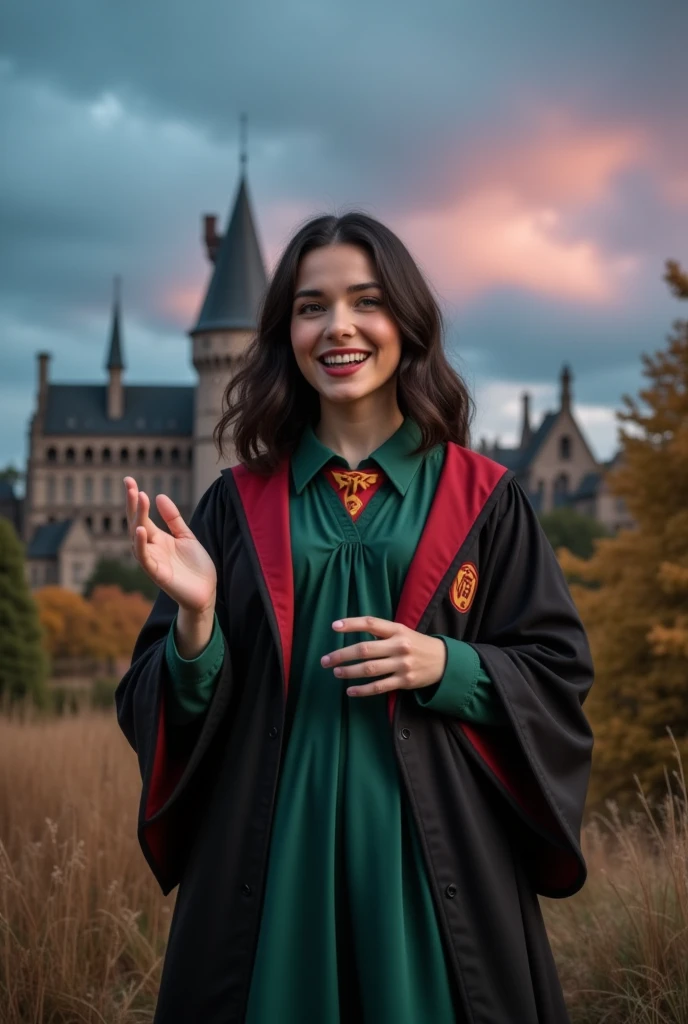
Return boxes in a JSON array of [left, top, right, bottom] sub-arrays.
[[114, 476, 235, 893], [451, 476, 595, 898]]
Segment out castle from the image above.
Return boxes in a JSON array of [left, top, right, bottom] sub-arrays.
[[19, 165, 631, 592], [23, 168, 267, 591]]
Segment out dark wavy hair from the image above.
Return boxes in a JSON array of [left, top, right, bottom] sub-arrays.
[[214, 210, 475, 473]]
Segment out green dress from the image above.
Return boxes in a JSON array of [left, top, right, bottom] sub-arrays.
[[165, 417, 507, 1023]]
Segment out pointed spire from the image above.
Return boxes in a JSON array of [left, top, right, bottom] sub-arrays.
[[560, 363, 572, 412], [519, 391, 533, 449], [191, 118, 267, 334], [106, 276, 125, 371], [240, 111, 248, 174]]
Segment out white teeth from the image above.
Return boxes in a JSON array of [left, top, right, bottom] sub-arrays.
[[321, 353, 370, 365]]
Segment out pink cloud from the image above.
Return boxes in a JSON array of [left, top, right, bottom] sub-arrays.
[[399, 115, 647, 305]]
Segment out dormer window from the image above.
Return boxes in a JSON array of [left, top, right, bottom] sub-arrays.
[[560, 436, 571, 460]]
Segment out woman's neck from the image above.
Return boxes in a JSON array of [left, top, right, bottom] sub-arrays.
[[315, 393, 404, 469]]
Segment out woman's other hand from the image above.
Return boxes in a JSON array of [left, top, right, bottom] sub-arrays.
[[320, 616, 447, 697]]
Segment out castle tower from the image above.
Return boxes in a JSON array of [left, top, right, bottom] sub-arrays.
[[189, 122, 268, 504]]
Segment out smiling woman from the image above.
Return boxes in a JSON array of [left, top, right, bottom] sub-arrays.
[[116, 210, 594, 1024]]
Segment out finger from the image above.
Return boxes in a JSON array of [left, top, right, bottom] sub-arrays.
[[331, 616, 399, 639], [124, 477, 139, 534], [134, 525, 159, 577], [134, 490, 156, 542], [346, 676, 401, 698], [156, 493, 194, 539], [333, 657, 405, 680], [322, 637, 398, 667]]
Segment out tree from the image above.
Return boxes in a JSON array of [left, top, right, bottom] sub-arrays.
[[0, 519, 47, 705], [89, 584, 152, 661], [539, 507, 611, 561], [559, 260, 688, 809], [35, 584, 153, 664], [84, 557, 159, 601], [35, 586, 103, 660]]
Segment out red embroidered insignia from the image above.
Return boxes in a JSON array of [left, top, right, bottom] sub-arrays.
[[449, 562, 478, 613]]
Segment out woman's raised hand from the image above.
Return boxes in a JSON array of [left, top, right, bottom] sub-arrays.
[[124, 477, 217, 615]]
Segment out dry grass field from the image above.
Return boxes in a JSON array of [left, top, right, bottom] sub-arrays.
[[1, 710, 687, 1023]]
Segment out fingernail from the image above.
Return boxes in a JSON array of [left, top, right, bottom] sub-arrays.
[[333, 667, 342, 677], [332, 620, 344, 628], [321, 655, 331, 666]]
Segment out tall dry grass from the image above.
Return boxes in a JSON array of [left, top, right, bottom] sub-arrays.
[[0, 710, 172, 1023], [0, 710, 687, 1023]]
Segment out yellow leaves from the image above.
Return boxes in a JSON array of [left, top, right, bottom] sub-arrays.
[[35, 585, 151, 661]]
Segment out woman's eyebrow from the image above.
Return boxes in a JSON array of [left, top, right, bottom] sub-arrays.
[[293, 281, 381, 301]]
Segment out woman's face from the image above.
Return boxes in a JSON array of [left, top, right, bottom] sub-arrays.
[[290, 243, 402, 408]]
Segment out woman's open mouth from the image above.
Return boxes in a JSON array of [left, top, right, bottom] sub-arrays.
[[317, 351, 372, 377]]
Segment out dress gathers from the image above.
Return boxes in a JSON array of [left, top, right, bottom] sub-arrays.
[[165, 417, 507, 1023]]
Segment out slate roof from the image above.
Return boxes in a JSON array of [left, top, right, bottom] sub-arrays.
[[569, 471, 602, 501], [0, 480, 17, 501], [191, 174, 268, 333], [27, 520, 72, 559], [43, 384, 194, 436], [486, 411, 558, 473]]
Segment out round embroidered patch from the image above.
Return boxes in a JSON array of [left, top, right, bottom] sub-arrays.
[[449, 562, 478, 613]]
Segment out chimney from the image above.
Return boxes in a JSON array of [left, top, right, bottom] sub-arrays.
[[37, 352, 50, 411], [203, 214, 222, 264]]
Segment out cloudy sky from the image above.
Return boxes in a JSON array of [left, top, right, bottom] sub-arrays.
[[1, 0, 687, 471]]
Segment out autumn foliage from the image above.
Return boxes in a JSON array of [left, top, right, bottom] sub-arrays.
[[559, 260, 688, 809], [35, 584, 152, 664]]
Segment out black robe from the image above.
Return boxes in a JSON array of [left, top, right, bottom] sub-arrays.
[[115, 442, 595, 1023]]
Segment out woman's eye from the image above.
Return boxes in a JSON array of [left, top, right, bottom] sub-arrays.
[[298, 297, 380, 314]]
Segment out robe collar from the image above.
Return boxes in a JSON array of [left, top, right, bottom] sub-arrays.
[[291, 416, 426, 496]]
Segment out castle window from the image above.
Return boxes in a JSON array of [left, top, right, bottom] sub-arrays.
[[136, 447, 146, 465], [102, 477, 112, 502], [46, 447, 57, 463], [64, 477, 74, 502], [153, 475, 163, 496], [84, 448, 93, 464], [553, 474, 569, 506], [187, 448, 193, 464], [121, 516, 128, 534], [85, 516, 93, 530], [560, 436, 571, 460], [137, 476, 145, 494], [170, 447, 180, 465], [72, 562, 84, 585], [46, 476, 56, 503], [120, 447, 129, 464], [84, 477, 93, 502], [102, 447, 112, 464], [103, 516, 111, 533], [171, 475, 182, 502], [65, 447, 76, 463], [153, 447, 164, 465]]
